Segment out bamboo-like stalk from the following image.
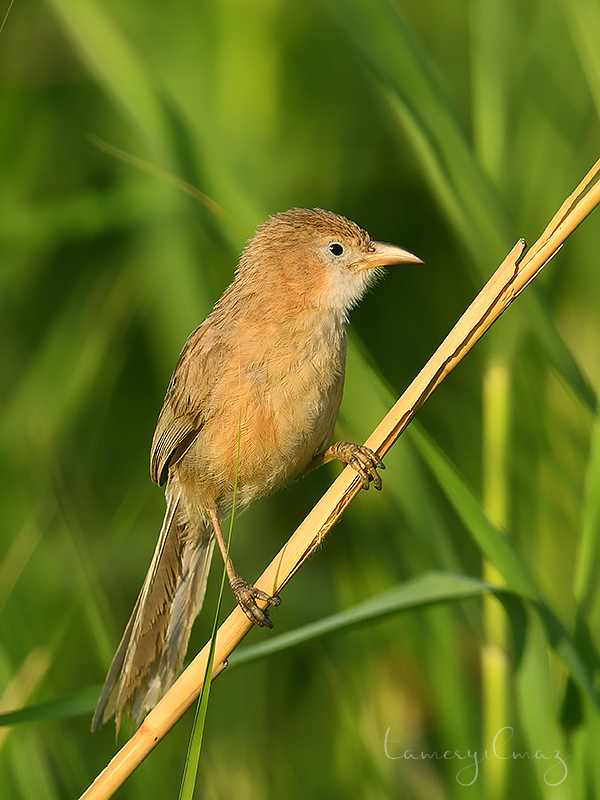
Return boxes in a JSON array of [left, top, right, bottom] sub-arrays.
[[481, 358, 511, 800], [80, 158, 600, 800]]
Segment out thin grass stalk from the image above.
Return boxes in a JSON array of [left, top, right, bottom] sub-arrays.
[[574, 409, 600, 611], [88, 137, 226, 220], [78, 159, 600, 800], [178, 353, 244, 799], [481, 358, 511, 800], [0, 0, 15, 36], [471, 16, 513, 774]]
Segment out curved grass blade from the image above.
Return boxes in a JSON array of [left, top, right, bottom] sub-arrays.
[[6, 568, 594, 725], [0, 573, 499, 725], [409, 422, 600, 710], [0, 685, 101, 726], [229, 571, 499, 667], [88, 136, 225, 219]]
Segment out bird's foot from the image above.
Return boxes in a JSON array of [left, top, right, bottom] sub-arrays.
[[332, 441, 385, 490], [230, 575, 281, 628]]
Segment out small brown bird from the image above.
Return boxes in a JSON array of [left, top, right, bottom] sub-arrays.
[[92, 208, 421, 731]]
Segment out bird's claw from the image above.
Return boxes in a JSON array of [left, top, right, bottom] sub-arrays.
[[230, 576, 281, 628], [333, 441, 385, 490]]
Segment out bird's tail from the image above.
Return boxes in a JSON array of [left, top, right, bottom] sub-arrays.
[[91, 485, 214, 732]]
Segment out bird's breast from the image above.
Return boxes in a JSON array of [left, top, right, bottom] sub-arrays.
[[181, 317, 347, 511]]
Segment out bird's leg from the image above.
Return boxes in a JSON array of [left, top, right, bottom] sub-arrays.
[[207, 508, 281, 628], [306, 442, 385, 490]]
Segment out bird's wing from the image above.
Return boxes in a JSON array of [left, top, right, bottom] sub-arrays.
[[150, 413, 200, 486], [150, 322, 219, 486]]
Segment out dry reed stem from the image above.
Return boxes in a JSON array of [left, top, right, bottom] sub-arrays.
[[80, 158, 600, 800]]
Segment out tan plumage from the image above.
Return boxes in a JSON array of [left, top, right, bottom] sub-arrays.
[[92, 208, 421, 731]]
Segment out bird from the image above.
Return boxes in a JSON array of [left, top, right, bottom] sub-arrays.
[[91, 208, 421, 732]]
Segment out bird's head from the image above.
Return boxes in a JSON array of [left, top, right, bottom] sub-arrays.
[[236, 208, 422, 319]]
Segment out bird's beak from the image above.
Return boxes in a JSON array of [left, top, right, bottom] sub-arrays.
[[358, 241, 423, 270]]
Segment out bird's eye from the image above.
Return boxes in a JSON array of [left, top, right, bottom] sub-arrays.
[[329, 242, 344, 256]]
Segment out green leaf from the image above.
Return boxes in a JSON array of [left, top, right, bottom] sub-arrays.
[[0, 574, 495, 726], [0, 685, 101, 726], [229, 572, 499, 667]]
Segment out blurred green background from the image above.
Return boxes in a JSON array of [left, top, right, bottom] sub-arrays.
[[2, 0, 600, 797]]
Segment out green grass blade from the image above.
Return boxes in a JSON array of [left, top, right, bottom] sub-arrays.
[[515, 611, 569, 797], [409, 424, 539, 600], [0, 573, 498, 726], [408, 422, 600, 709], [470, 0, 515, 184], [230, 572, 498, 667], [46, 0, 169, 154], [341, 335, 463, 575], [562, 0, 600, 119], [573, 410, 600, 611], [179, 373, 243, 800], [0, 686, 100, 726], [177, 583, 222, 800], [5, 568, 595, 725]]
